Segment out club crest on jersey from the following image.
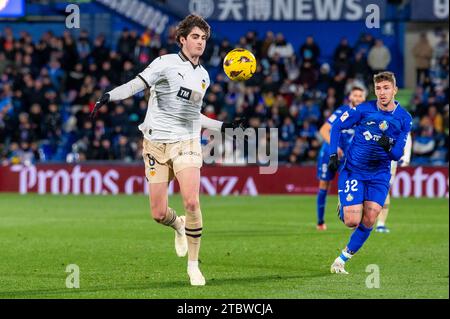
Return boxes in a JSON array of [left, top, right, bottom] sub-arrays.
[[379, 120, 389, 131], [201, 79, 206, 90], [346, 193, 353, 202]]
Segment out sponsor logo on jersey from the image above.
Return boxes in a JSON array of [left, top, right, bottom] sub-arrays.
[[176, 86, 203, 104], [201, 79, 206, 90], [328, 114, 337, 123], [340, 111, 349, 122], [177, 87, 192, 100], [379, 120, 389, 131], [366, 121, 376, 125], [363, 131, 373, 141]]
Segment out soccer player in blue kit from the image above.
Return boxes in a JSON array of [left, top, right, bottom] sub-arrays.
[[327, 72, 412, 274], [315, 86, 366, 230]]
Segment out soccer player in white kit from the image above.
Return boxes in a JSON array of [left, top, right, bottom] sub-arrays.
[[90, 15, 246, 286], [375, 133, 412, 233]]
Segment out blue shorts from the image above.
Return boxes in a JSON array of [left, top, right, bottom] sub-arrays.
[[317, 147, 344, 181], [338, 168, 391, 208], [317, 156, 336, 181]]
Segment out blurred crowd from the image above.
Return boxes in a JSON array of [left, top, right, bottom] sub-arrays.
[[0, 25, 448, 166]]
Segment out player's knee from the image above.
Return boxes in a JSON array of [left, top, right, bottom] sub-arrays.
[[343, 209, 361, 228], [344, 219, 359, 228], [319, 180, 329, 190], [362, 208, 381, 227], [362, 215, 377, 228], [183, 197, 199, 213]]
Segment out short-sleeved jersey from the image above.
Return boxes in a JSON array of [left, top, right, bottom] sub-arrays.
[[330, 100, 412, 176], [138, 52, 210, 142], [325, 105, 355, 154]]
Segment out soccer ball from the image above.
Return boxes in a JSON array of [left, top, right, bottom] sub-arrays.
[[223, 48, 257, 81]]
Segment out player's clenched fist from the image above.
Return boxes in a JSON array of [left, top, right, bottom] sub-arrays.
[[327, 153, 339, 173], [377, 134, 392, 153], [90, 93, 110, 120]]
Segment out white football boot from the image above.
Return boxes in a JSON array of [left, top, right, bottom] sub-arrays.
[[175, 216, 188, 257], [187, 263, 206, 286], [330, 257, 349, 274]]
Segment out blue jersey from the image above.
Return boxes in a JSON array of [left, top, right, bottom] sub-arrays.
[[323, 105, 355, 154], [317, 105, 355, 181], [330, 100, 412, 176]]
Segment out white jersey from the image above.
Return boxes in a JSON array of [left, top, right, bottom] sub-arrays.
[[137, 52, 210, 142]]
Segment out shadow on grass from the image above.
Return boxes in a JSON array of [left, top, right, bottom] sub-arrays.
[[0, 272, 330, 298]]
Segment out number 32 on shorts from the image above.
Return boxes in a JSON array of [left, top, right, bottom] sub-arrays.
[[344, 179, 358, 193]]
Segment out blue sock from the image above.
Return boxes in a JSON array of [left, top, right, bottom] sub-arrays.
[[346, 223, 373, 255], [316, 189, 327, 224]]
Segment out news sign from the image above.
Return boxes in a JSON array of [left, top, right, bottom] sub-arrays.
[[162, 0, 386, 21], [0, 0, 25, 17]]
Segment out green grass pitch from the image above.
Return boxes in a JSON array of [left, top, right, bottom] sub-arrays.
[[0, 194, 448, 299]]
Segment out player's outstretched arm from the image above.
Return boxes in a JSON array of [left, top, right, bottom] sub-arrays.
[[90, 57, 164, 119], [90, 77, 146, 119]]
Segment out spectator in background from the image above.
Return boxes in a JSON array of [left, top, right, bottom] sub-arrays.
[[354, 33, 375, 57], [0, 26, 448, 166], [368, 39, 391, 75], [299, 36, 320, 67], [413, 116, 436, 161], [260, 31, 275, 59], [412, 33, 433, 85], [427, 105, 443, 133], [77, 29, 91, 61], [433, 32, 449, 61], [113, 135, 134, 162], [333, 37, 353, 74], [268, 33, 294, 60], [350, 51, 371, 85]]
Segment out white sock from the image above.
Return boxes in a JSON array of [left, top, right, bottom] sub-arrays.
[[377, 221, 385, 227], [188, 260, 199, 269]]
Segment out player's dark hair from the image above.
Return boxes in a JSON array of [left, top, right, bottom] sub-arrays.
[[373, 71, 397, 87], [176, 14, 211, 48]]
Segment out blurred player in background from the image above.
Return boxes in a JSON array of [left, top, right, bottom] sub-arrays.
[[375, 133, 412, 233], [90, 14, 245, 286], [327, 72, 412, 274], [315, 86, 367, 230]]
